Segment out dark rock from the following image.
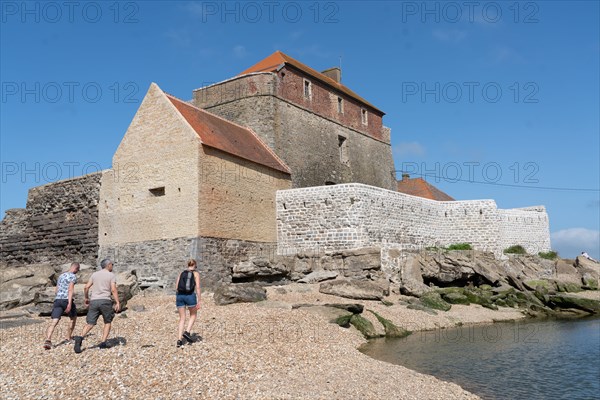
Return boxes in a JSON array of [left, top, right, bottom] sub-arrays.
[[547, 295, 600, 314], [324, 303, 364, 314], [506, 273, 526, 291], [291, 302, 363, 313], [213, 283, 267, 305]]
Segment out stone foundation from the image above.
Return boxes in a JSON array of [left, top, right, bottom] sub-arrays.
[[98, 237, 278, 290]]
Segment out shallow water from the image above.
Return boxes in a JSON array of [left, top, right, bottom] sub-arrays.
[[360, 317, 600, 400]]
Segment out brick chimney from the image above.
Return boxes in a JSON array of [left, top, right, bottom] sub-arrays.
[[321, 67, 341, 83], [402, 173, 410, 181]]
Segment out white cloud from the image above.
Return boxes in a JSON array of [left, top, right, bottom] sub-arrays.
[[552, 228, 600, 260], [394, 142, 426, 157]]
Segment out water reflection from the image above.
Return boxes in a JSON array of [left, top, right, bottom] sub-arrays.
[[360, 318, 600, 400]]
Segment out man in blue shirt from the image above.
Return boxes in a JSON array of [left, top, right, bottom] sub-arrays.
[[43, 262, 80, 350]]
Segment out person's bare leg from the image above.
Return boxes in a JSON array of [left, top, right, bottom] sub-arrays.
[[45, 319, 60, 341], [101, 322, 111, 342], [177, 307, 186, 341], [80, 323, 94, 338], [64, 316, 77, 341], [186, 307, 197, 334]]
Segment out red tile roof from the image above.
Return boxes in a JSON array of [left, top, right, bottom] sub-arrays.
[[239, 51, 383, 114], [397, 176, 455, 201], [166, 93, 290, 174]]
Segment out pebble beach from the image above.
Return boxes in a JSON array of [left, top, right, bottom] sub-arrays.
[[0, 284, 529, 399]]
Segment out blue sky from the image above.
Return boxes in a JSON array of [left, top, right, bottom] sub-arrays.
[[1, 1, 599, 259]]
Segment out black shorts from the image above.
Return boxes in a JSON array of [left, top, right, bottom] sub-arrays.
[[50, 299, 77, 319], [86, 300, 115, 325]]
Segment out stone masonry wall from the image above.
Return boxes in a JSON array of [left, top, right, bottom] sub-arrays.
[[192, 74, 396, 191], [276, 183, 551, 258], [98, 83, 201, 247], [99, 236, 278, 290], [498, 207, 551, 255], [198, 147, 292, 242], [0, 172, 102, 266]]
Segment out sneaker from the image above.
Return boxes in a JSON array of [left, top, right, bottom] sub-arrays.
[[182, 331, 195, 343], [177, 340, 184, 348], [98, 341, 108, 349], [43, 340, 52, 350], [74, 336, 83, 354]]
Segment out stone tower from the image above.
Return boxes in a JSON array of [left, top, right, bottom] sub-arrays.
[[192, 51, 397, 190]]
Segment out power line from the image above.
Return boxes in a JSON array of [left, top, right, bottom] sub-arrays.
[[394, 171, 600, 192]]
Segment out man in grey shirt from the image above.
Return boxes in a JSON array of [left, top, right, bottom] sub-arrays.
[[74, 258, 121, 353]]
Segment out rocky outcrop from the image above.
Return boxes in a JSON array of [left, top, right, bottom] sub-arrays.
[[298, 270, 338, 284], [547, 294, 600, 314], [395, 253, 429, 297], [232, 258, 290, 282], [420, 251, 507, 287], [0, 263, 57, 310], [319, 279, 388, 300], [575, 256, 600, 289], [213, 283, 267, 305]]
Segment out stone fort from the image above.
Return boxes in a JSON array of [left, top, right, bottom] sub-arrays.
[[0, 51, 551, 288]]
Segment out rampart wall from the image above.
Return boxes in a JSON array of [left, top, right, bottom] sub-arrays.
[[0, 172, 102, 266], [276, 183, 551, 257]]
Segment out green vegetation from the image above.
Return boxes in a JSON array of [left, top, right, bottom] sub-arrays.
[[504, 245, 527, 255], [333, 314, 352, 328], [446, 243, 472, 250], [419, 292, 452, 311], [555, 281, 583, 293], [584, 278, 598, 290], [349, 314, 379, 338], [425, 243, 472, 251], [538, 251, 558, 260], [368, 310, 411, 338]]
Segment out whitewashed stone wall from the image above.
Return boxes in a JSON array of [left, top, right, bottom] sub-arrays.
[[498, 206, 551, 255], [276, 183, 550, 258]]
